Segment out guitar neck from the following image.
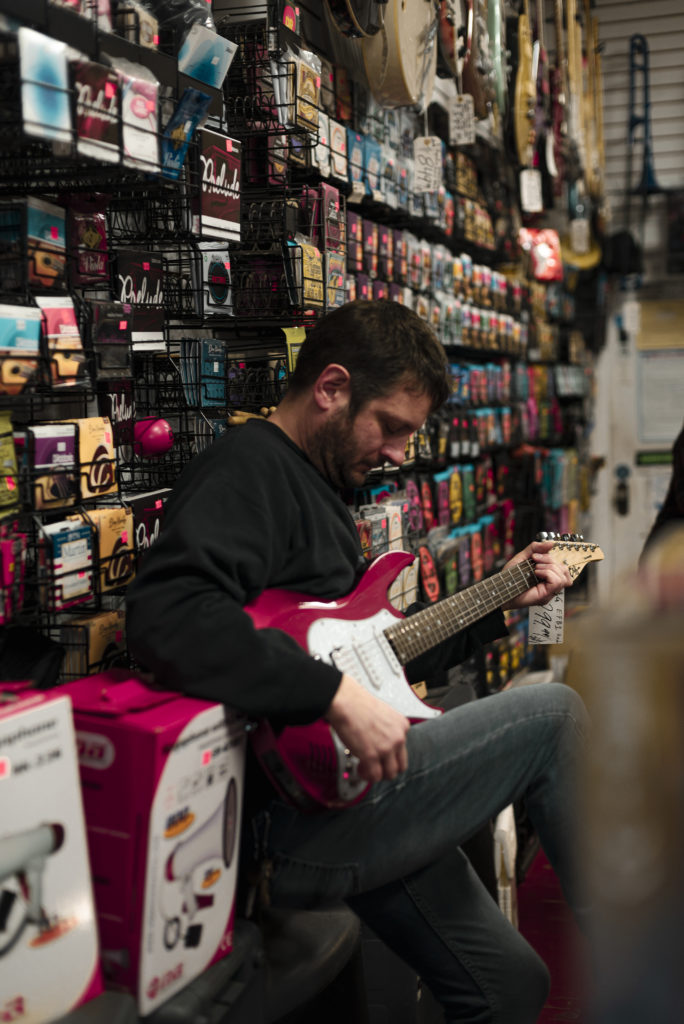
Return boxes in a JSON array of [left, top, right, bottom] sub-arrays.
[[385, 559, 538, 665], [554, 0, 566, 71]]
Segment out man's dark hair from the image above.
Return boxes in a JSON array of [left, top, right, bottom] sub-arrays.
[[287, 300, 451, 416]]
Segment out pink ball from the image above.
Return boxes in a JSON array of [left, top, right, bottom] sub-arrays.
[[134, 417, 174, 457]]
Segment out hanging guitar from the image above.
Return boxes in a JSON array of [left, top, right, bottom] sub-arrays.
[[461, 0, 495, 120], [487, 0, 508, 120], [565, 0, 587, 184], [550, 0, 571, 194], [325, 0, 386, 37], [512, 0, 537, 167], [362, 0, 440, 109], [580, 0, 601, 200], [249, 535, 604, 810], [533, 0, 559, 198], [584, 0, 605, 204], [437, 0, 468, 79]]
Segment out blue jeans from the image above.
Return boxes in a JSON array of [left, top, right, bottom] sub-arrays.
[[248, 683, 588, 1023]]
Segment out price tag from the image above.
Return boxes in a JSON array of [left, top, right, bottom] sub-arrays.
[[519, 168, 543, 214], [569, 217, 590, 254], [528, 591, 565, 644], [412, 136, 442, 193], [449, 94, 476, 146], [623, 298, 641, 336]]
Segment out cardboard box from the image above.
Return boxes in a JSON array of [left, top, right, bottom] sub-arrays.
[[0, 688, 102, 1023], [58, 672, 246, 1015]]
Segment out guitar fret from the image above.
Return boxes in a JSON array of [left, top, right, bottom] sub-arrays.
[[387, 559, 539, 665]]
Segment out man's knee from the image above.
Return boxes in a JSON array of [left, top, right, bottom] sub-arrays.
[[539, 682, 589, 739]]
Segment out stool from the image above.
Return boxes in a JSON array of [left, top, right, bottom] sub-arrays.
[[51, 907, 362, 1024], [262, 904, 363, 1023]]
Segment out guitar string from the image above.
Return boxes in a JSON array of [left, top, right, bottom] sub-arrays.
[[385, 558, 539, 664]]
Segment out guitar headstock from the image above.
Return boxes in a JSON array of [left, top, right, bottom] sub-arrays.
[[538, 532, 605, 581]]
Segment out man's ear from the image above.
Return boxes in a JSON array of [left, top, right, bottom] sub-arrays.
[[313, 363, 351, 411]]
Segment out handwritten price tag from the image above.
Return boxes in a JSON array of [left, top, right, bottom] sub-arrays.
[[528, 591, 565, 645], [519, 168, 543, 214], [412, 136, 442, 193], [449, 94, 476, 146]]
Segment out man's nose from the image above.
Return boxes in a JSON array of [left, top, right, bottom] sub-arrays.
[[381, 440, 406, 467]]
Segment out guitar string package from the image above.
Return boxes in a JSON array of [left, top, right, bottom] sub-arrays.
[[68, 505, 135, 593], [60, 608, 127, 679], [38, 517, 94, 611], [18, 27, 71, 144]]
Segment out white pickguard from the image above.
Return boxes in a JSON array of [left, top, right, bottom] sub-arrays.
[[307, 608, 441, 720], [307, 609, 440, 802]]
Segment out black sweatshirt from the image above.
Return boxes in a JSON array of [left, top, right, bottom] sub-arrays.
[[126, 419, 507, 731]]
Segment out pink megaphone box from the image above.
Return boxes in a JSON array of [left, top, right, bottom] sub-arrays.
[[0, 686, 103, 1023], [56, 671, 246, 1016]]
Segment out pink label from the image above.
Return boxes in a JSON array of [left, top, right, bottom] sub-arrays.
[[5, 477, 14, 490], [119, 320, 128, 330], [121, 531, 128, 544], [202, 749, 212, 765], [0, 756, 9, 779], [143, 262, 150, 270], [105, 81, 116, 98], [155, 499, 163, 509], [226, 139, 233, 151], [130, 94, 152, 119], [51, 226, 58, 239]]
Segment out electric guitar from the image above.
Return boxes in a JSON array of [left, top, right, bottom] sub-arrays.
[[582, 0, 604, 202], [566, 0, 587, 183], [249, 536, 604, 810], [362, 0, 440, 109], [513, 0, 537, 166], [533, 0, 559, 190], [487, 0, 508, 119], [438, 0, 468, 79], [550, 0, 570, 192], [461, 0, 495, 120]]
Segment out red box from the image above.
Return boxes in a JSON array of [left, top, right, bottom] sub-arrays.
[[57, 672, 246, 1015]]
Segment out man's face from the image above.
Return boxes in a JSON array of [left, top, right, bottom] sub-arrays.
[[312, 385, 433, 489]]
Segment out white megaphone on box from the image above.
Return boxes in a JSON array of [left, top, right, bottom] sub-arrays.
[[161, 777, 238, 951]]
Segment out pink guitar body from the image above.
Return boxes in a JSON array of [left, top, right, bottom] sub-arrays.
[[246, 550, 441, 809]]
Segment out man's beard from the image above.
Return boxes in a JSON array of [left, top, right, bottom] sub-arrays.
[[309, 409, 366, 489]]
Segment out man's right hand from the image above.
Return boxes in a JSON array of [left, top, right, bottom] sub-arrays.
[[324, 673, 410, 784]]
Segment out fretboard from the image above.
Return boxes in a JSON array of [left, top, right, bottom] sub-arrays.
[[385, 559, 539, 665]]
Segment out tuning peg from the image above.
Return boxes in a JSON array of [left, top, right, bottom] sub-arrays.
[[538, 531, 548, 540], [561, 533, 571, 541]]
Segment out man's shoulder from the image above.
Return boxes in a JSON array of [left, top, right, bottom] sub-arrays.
[[204, 420, 293, 468]]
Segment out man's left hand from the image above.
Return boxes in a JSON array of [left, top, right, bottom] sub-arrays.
[[502, 539, 573, 610]]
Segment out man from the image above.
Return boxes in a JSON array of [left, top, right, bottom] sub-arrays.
[[126, 300, 587, 1023]]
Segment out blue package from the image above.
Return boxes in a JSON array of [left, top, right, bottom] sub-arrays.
[[177, 24, 237, 89], [161, 87, 212, 181]]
